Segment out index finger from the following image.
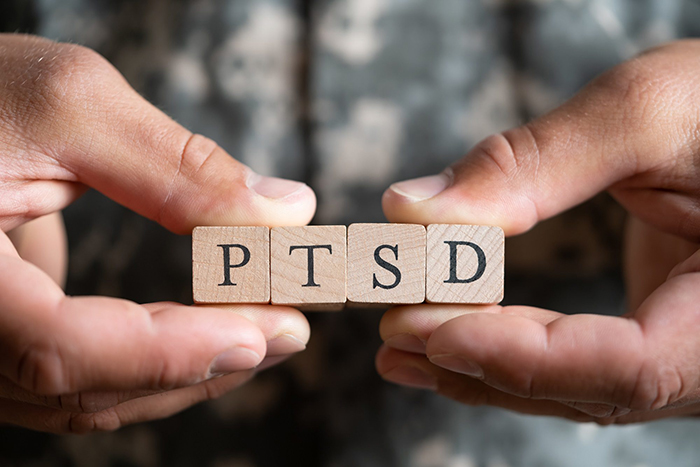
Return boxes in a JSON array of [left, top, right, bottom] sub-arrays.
[[0, 249, 308, 396], [422, 273, 700, 411]]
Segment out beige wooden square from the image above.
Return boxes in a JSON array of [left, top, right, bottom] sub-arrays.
[[347, 224, 426, 304], [270, 226, 346, 308], [426, 225, 504, 304], [192, 226, 270, 304]]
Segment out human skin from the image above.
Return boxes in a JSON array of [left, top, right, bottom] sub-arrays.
[[378, 40, 700, 424], [0, 34, 316, 433]]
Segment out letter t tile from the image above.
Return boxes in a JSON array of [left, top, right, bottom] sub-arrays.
[[271, 226, 347, 310]]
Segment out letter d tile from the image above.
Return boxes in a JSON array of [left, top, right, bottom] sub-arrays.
[[426, 225, 504, 304]]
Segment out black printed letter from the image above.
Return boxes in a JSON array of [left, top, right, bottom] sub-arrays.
[[217, 244, 251, 286], [289, 245, 333, 287], [373, 244, 401, 290], [444, 241, 486, 284]]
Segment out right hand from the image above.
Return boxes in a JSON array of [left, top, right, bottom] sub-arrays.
[[0, 34, 316, 433], [378, 40, 700, 424]]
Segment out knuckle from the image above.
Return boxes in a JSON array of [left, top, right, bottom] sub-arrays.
[[16, 342, 68, 395], [57, 393, 82, 412], [201, 378, 231, 401], [67, 409, 122, 434], [175, 133, 221, 178], [464, 129, 541, 232], [156, 133, 244, 230], [616, 64, 661, 118], [152, 358, 188, 391], [627, 360, 684, 411], [471, 133, 523, 180], [470, 125, 541, 182], [43, 44, 111, 95], [596, 57, 686, 129], [19, 44, 115, 122]]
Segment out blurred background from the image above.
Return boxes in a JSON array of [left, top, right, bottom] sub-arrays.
[[2, 0, 700, 466]]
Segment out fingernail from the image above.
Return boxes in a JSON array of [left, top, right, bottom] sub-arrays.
[[266, 333, 307, 356], [382, 365, 438, 390], [247, 173, 309, 200], [256, 355, 292, 372], [566, 402, 631, 419], [384, 334, 426, 354], [78, 393, 120, 413], [209, 347, 262, 377], [567, 402, 615, 418], [429, 354, 483, 378], [388, 168, 452, 202]]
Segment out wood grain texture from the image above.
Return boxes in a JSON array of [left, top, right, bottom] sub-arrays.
[[426, 224, 504, 304], [192, 226, 270, 304], [347, 223, 426, 304], [270, 226, 346, 309]]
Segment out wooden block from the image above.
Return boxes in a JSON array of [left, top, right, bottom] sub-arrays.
[[192, 226, 270, 304], [426, 224, 504, 304], [270, 226, 346, 309], [347, 223, 426, 304]]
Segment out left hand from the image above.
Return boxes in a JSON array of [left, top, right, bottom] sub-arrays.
[[0, 35, 315, 433]]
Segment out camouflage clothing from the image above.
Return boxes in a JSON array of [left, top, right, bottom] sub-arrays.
[[2, 0, 700, 466]]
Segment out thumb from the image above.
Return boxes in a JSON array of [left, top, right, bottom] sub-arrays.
[[382, 41, 700, 236], [9, 37, 315, 233]]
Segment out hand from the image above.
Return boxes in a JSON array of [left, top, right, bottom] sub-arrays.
[[377, 40, 700, 424], [0, 34, 316, 433]]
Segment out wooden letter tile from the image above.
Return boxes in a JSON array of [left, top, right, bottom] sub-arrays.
[[426, 224, 504, 304], [347, 223, 426, 304], [270, 226, 346, 309], [192, 226, 270, 304]]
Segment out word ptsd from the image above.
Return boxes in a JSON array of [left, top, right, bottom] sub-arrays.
[[192, 224, 503, 309]]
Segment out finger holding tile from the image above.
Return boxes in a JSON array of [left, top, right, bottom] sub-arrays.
[[380, 304, 499, 354], [380, 304, 561, 355], [216, 305, 310, 356], [375, 345, 591, 422]]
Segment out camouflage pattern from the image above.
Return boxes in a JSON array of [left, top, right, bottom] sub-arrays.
[[2, 0, 700, 466]]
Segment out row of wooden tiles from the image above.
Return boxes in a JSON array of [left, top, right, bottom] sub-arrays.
[[193, 224, 504, 309]]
